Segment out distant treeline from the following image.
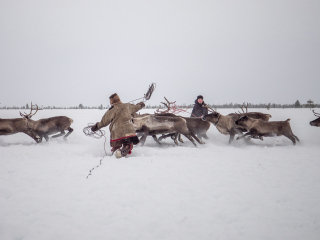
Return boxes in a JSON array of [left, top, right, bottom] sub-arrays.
[[1, 100, 319, 110]]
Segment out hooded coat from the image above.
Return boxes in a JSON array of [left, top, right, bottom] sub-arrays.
[[191, 100, 208, 117], [96, 95, 144, 147]]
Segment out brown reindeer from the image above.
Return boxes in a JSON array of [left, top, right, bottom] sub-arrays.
[[19, 104, 74, 142], [132, 114, 204, 146], [202, 109, 272, 143], [235, 116, 300, 145], [310, 110, 320, 127], [202, 111, 246, 143], [154, 98, 211, 143], [0, 118, 42, 143], [157, 114, 210, 143]]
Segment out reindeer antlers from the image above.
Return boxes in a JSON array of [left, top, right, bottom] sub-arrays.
[[236, 102, 249, 114], [20, 102, 40, 119], [237, 102, 249, 114], [204, 105, 216, 113], [156, 97, 174, 113], [161, 97, 172, 110], [312, 110, 320, 117]]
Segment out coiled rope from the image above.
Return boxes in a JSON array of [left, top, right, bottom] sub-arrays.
[[83, 123, 109, 179]]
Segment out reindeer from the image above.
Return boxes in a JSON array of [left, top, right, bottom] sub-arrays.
[[18, 103, 74, 142], [150, 97, 211, 144], [202, 111, 246, 143], [0, 117, 42, 143], [156, 113, 210, 143], [235, 116, 300, 145], [132, 114, 204, 146], [310, 110, 320, 127], [202, 105, 272, 144]]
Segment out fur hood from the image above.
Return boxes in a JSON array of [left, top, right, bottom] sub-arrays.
[[109, 93, 122, 105]]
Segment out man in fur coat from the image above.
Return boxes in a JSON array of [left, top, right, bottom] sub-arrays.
[[191, 95, 208, 118], [91, 93, 145, 158]]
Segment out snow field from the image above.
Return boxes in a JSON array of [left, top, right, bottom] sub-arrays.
[[1, 108, 320, 240]]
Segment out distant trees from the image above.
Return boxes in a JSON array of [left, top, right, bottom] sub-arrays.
[[294, 100, 301, 108], [306, 99, 315, 109], [1, 100, 320, 110]]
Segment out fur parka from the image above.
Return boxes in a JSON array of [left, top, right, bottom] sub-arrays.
[[191, 100, 208, 117], [97, 101, 144, 147]]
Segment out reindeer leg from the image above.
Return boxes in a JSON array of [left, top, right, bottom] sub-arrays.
[[139, 133, 148, 146], [173, 133, 179, 145], [236, 132, 253, 141], [51, 130, 66, 139], [158, 133, 175, 142], [283, 133, 297, 145], [152, 135, 161, 145], [178, 134, 184, 143], [202, 133, 209, 140], [291, 132, 300, 142], [229, 134, 235, 143], [44, 134, 49, 142], [183, 134, 197, 147], [63, 127, 73, 141], [286, 135, 296, 145], [190, 132, 204, 144]]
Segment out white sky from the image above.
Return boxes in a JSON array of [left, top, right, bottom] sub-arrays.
[[1, 0, 319, 107]]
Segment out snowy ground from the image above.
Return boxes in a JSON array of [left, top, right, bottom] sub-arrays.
[[1, 108, 320, 240]]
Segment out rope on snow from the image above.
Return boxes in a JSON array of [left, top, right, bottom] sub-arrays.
[[83, 123, 109, 179]]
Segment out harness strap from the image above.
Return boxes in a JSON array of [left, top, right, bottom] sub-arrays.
[[214, 114, 221, 126]]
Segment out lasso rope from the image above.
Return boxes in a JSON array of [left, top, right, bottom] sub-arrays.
[[83, 123, 109, 179], [128, 83, 156, 103]]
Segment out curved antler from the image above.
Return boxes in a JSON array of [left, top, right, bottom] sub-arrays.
[[312, 110, 320, 117], [20, 102, 39, 119], [204, 105, 216, 113]]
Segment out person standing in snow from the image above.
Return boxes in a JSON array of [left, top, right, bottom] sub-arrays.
[[190, 95, 208, 118], [91, 93, 145, 158]]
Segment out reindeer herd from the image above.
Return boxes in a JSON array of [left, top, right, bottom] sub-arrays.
[[132, 102, 301, 146], [0, 102, 320, 147]]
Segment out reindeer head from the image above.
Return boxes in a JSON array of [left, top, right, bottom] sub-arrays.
[[202, 112, 220, 124], [235, 115, 250, 127], [19, 103, 39, 119], [310, 110, 320, 127]]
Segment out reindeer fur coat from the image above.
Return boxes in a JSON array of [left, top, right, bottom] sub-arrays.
[[97, 102, 144, 147]]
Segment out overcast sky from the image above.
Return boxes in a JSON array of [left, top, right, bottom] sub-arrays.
[[1, 0, 319, 107]]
